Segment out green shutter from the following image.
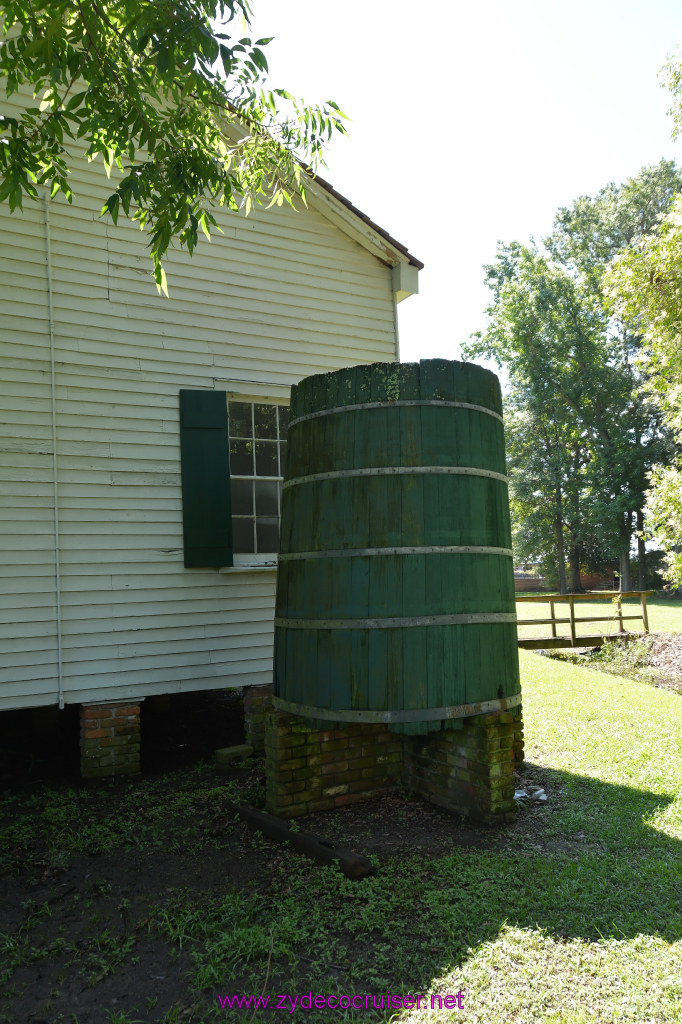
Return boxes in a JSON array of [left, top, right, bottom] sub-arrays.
[[179, 390, 233, 568]]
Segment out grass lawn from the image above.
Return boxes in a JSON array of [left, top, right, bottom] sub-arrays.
[[406, 649, 682, 1023], [516, 595, 682, 642], [638, 596, 682, 633], [1, 650, 681, 1022]]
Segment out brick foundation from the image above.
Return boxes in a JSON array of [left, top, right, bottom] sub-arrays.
[[265, 712, 404, 816], [266, 705, 524, 824], [404, 709, 522, 824], [244, 684, 272, 753], [80, 700, 142, 779], [513, 708, 524, 764]]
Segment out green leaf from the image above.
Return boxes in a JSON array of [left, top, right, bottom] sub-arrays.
[[0, 0, 343, 291], [102, 193, 120, 225], [19, 36, 47, 61], [250, 48, 268, 72], [154, 259, 169, 297], [156, 47, 170, 74], [65, 91, 88, 112]]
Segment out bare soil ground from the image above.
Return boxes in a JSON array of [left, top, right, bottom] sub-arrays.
[[0, 693, 523, 1024], [643, 632, 682, 694], [567, 630, 682, 695], [2, 647, 678, 1024], [0, 768, 518, 1024]]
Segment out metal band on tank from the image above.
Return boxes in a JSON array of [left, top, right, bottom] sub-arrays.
[[274, 612, 517, 629], [288, 399, 504, 428], [278, 544, 513, 561], [283, 465, 509, 490], [272, 692, 522, 724]]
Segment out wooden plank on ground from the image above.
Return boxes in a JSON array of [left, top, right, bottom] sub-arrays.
[[227, 802, 376, 879]]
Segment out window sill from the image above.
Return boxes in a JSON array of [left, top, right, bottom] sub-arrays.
[[219, 562, 278, 574]]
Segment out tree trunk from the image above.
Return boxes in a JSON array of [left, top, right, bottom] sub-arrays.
[[554, 486, 567, 595], [619, 515, 633, 592], [565, 442, 584, 593], [637, 507, 647, 590], [568, 543, 584, 593], [619, 551, 633, 592]]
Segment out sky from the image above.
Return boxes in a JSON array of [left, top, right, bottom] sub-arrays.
[[247, 0, 682, 364]]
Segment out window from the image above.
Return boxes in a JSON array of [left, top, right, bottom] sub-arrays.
[[179, 387, 289, 571], [227, 397, 289, 561]]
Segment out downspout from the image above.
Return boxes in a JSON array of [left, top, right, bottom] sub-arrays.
[[393, 291, 401, 363], [391, 261, 419, 363], [43, 196, 64, 709]]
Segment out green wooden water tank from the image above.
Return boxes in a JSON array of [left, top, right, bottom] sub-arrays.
[[273, 359, 521, 734]]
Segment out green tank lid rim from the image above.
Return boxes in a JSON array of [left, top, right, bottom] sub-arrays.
[[290, 359, 503, 421]]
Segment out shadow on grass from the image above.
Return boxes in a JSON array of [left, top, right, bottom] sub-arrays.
[[1, 757, 679, 1022], [238, 761, 682, 1008]]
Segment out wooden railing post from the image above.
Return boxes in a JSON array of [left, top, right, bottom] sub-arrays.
[[515, 590, 654, 649], [568, 595, 576, 647]]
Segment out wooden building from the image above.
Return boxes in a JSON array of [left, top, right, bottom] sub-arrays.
[[0, 90, 421, 770]]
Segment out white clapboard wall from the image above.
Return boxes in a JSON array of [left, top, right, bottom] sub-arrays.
[[0, 92, 411, 710]]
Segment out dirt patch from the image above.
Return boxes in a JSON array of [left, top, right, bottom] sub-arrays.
[[547, 631, 682, 695], [0, 760, 519, 1024], [297, 794, 492, 859], [0, 685, 538, 1024], [0, 690, 563, 1024], [644, 633, 682, 694]]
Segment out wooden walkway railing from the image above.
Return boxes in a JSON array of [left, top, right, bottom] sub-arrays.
[[516, 591, 654, 649]]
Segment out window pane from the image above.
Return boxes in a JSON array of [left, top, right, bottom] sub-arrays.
[[231, 478, 253, 516], [255, 480, 279, 516], [229, 400, 289, 558], [230, 439, 254, 476], [255, 440, 278, 477], [254, 403, 277, 440], [256, 517, 279, 553], [228, 401, 252, 439], [233, 517, 255, 553]]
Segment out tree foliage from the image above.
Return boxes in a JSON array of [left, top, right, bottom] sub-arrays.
[[645, 464, 682, 588], [504, 398, 582, 592], [546, 161, 682, 285], [465, 163, 681, 592], [606, 180, 682, 588], [0, 0, 346, 290], [600, 52, 682, 589], [606, 194, 682, 436], [661, 46, 682, 141]]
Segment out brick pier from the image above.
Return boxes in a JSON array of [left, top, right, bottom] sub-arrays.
[[264, 701, 524, 824], [79, 700, 142, 779], [243, 684, 272, 753]]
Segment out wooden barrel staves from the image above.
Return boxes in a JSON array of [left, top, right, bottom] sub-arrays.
[[274, 359, 521, 734]]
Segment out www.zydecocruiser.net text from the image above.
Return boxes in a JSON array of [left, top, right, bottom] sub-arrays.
[[218, 991, 465, 1012]]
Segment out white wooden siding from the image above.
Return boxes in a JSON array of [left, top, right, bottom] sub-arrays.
[[0, 92, 400, 710]]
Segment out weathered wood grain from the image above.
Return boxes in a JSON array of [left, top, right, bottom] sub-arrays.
[[276, 360, 521, 732]]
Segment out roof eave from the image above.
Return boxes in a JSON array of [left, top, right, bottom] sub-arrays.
[[309, 172, 424, 271]]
